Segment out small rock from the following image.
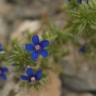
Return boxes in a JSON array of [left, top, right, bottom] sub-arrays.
[[80, 93, 94, 96], [0, 80, 6, 89], [60, 74, 91, 91], [60, 44, 96, 92], [15, 71, 61, 96], [0, 16, 9, 43], [0, 0, 6, 3], [0, 81, 16, 96], [62, 91, 94, 96], [11, 20, 42, 43]]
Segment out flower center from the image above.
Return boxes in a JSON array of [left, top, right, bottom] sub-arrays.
[[35, 45, 41, 51], [31, 77, 36, 81]]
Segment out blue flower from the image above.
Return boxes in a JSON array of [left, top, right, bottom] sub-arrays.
[[0, 43, 3, 51], [25, 35, 49, 60], [68, 0, 82, 4], [21, 68, 42, 82], [77, 0, 82, 4], [0, 66, 8, 80], [12, 64, 16, 66], [77, 0, 89, 4], [79, 45, 86, 53]]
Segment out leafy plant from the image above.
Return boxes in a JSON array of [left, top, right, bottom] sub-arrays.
[[63, 0, 96, 59]]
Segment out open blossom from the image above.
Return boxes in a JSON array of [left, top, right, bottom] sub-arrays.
[[79, 45, 86, 53], [0, 43, 3, 51], [21, 67, 42, 82], [25, 35, 49, 60], [0, 66, 8, 80]]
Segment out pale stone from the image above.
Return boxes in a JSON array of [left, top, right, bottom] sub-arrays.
[[16, 71, 61, 96], [0, 17, 8, 43], [11, 20, 41, 43], [80, 93, 93, 96], [0, 3, 14, 16], [60, 44, 96, 91]]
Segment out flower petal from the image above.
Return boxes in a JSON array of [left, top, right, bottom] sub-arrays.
[[32, 35, 39, 44], [32, 51, 39, 60], [21, 75, 28, 80], [26, 68, 34, 76], [1, 67, 8, 73], [40, 50, 48, 58], [0, 74, 7, 80], [25, 44, 33, 51], [79, 46, 86, 53], [35, 69, 42, 80], [40, 40, 49, 48], [77, 0, 82, 4], [0, 43, 3, 51], [12, 64, 16, 66]]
